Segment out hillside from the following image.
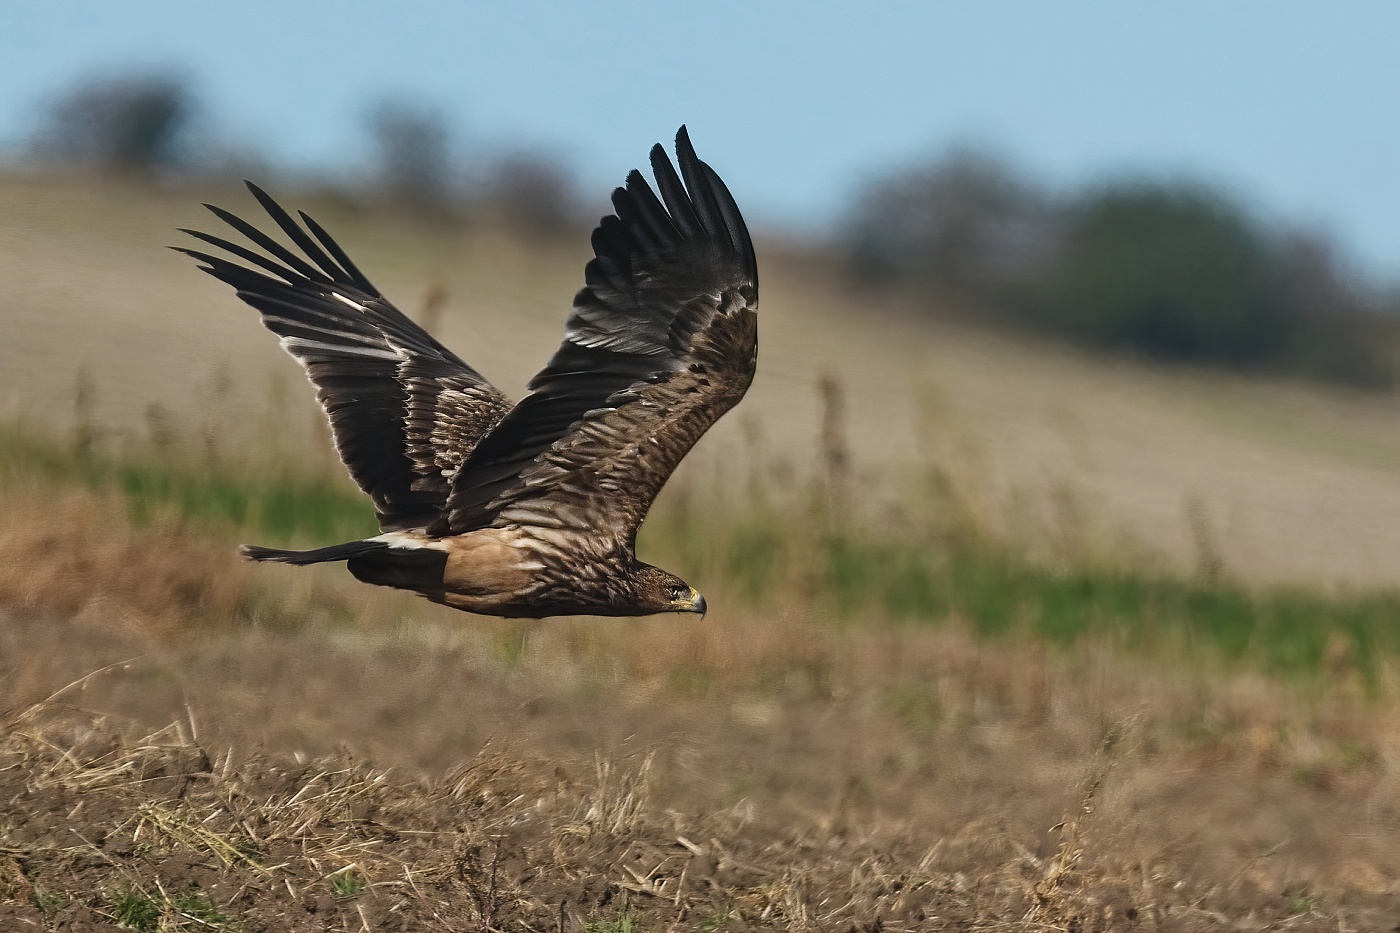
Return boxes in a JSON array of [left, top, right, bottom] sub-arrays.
[[5, 173, 1400, 586]]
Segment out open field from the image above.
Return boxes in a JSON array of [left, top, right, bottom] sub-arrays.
[[4, 513, 1400, 930], [6, 492, 1400, 933], [7, 174, 1400, 929]]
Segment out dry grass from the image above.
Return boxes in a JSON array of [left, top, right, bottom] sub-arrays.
[[8, 422, 1400, 687], [4, 603, 1400, 931], [0, 473, 354, 635], [1, 466, 1398, 928], [0, 481, 251, 634]]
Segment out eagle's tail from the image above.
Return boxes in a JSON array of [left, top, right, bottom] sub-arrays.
[[242, 539, 449, 592], [242, 538, 448, 591], [240, 540, 386, 565]]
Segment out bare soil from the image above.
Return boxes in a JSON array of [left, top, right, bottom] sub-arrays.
[[4, 606, 1400, 931]]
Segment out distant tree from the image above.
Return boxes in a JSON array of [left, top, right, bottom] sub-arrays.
[[845, 148, 1050, 302], [1272, 232, 1393, 387], [364, 98, 458, 215], [33, 71, 195, 177], [1031, 182, 1390, 385], [1033, 183, 1286, 363], [845, 152, 1393, 387], [483, 150, 578, 237]]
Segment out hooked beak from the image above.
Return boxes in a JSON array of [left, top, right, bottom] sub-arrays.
[[674, 586, 707, 618]]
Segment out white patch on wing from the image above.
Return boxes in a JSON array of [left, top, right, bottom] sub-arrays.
[[263, 315, 387, 347], [280, 336, 399, 360], [332, 292, 367, 311]]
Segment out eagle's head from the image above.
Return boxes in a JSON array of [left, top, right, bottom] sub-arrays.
[[633, 564, 707, 617]]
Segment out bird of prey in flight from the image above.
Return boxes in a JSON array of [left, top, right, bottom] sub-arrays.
[[176, 127, 757, 618]]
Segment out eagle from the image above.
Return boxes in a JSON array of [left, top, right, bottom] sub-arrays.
[[175, 127, 756, 619]]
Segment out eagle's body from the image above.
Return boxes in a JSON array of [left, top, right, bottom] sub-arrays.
[[345, 527, 693, 618], [178, 128, 756, 618]]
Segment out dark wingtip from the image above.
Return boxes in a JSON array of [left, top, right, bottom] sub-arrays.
[[244, 180, 280, 213], [203, 202, 240, 223], [168, 245, 210, 270], [674, 125, 701, 174], [671, 124, 725, 240]]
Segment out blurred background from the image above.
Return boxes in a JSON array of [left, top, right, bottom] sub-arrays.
[[6, 3, 1400, 928]]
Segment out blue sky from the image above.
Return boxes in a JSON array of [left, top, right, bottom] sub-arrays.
[[5, 1, 1400, 278]]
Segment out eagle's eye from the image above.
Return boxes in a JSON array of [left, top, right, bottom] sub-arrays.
[[669, 583, 689, 600]]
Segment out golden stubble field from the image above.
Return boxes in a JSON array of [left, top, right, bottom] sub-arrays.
[[7, 572, 1400, 931], [7, 174, 1400, 930]]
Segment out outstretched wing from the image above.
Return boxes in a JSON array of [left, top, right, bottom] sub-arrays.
[[176, 183, 512, 531], [441, 127, 758, 542]]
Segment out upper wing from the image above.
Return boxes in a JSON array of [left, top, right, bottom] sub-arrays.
[[176, 183, 512, 531], [440, 127, 758, 542]]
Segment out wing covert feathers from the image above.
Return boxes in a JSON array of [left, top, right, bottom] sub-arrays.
[[442, 126, 758, 540], [177, 184, 511, 531]]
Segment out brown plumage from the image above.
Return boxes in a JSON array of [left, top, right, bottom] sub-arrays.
[[175, 127, 757, 618]]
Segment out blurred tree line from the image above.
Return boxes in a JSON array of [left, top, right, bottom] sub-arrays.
[[846, 150, 1395, 387], [23, 69, 580, 236], [16, 69, 1398, 387]]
